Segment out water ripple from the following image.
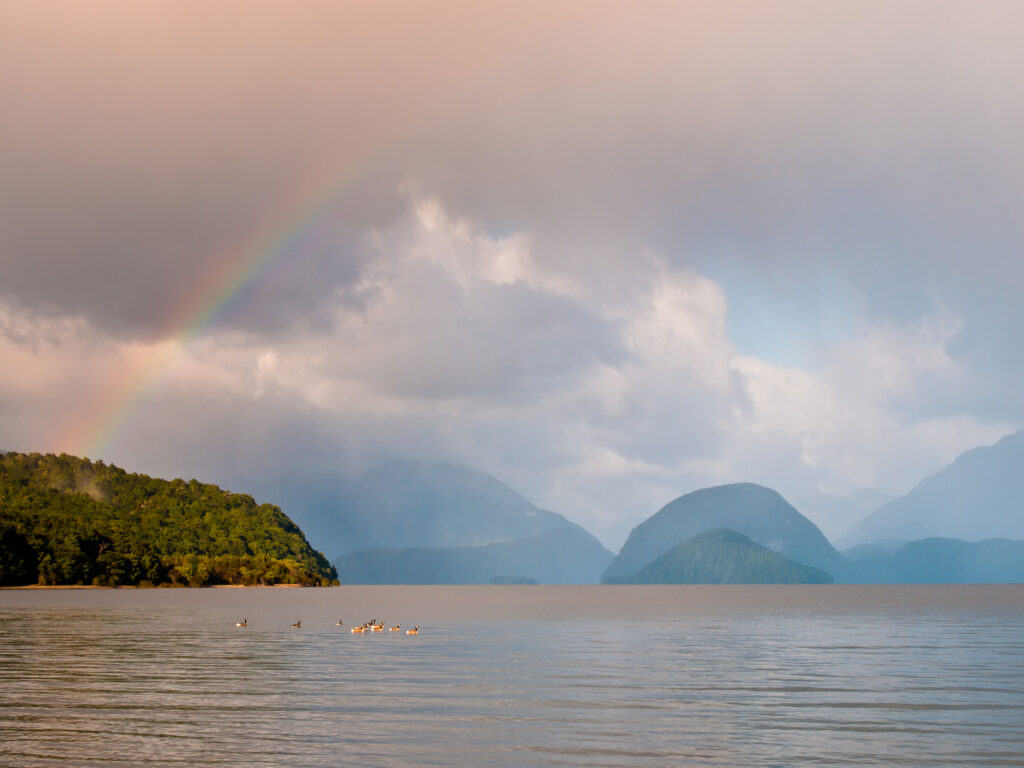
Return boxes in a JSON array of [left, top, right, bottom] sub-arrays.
[[1, 585, 1023, 766]]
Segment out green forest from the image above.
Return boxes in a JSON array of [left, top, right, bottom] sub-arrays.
[[0, 452, 338, 587]]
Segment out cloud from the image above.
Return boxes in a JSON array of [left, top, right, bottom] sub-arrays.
[[0, 193, 739, 540], [245, 193, 626, 411], [727, 306, 1015, 496], [3, 2, 1023, 547], [2, 188, 1018, 547], [6, 2, 1024, 344]]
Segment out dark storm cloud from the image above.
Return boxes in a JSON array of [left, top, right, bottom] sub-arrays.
[[0, 1, 456, 335], [4, 1, 1023, 343]]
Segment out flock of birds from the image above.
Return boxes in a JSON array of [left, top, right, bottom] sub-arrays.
[[234, 617, 419, 634]]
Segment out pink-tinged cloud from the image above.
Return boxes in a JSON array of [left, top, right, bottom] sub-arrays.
[[2, 1, 1022, 546]]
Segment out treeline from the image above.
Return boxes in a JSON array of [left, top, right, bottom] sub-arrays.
[[0, 452, 338, 587], [165, 553, 332, 587]]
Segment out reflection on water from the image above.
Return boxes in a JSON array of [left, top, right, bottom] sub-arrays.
[[1, 585, 1023, 767]]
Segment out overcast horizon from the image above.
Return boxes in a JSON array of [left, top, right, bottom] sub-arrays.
[[3, 1, 1022, 549]]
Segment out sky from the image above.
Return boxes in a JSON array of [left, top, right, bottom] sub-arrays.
[[2, 0, 1022, 549]]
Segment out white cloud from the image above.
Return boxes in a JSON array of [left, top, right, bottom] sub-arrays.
[[625, 267, 735, 390], [826, 308, 961, 403], [251, 350, 279, 398], [1, 193, 1017, 550], [3, 1, 1023, 554], [727, 305, 1013, 498]]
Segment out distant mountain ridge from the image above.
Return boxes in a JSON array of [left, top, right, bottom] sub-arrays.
[[301, 460, 581, 559], [11, 437, 1023, 588], [603, 483, 844, 582], [841, 430, 1024, 546], [254, 459, 616, 584], [619, 529, 834, 584], [334, 526, 612, 585], [842, 537, 1024, 583], [789, 487, 893, 542]]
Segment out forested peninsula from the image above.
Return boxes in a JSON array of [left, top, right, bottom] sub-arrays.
[[0, 452, 338, 587]]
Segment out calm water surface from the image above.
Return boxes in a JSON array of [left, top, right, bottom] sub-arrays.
[[1, 585, 1023, 767]]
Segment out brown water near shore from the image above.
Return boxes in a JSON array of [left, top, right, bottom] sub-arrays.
[[1, 582, 319, 590], [2, 585, 1023, 767]]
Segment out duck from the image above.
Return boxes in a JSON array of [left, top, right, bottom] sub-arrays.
[[351, 625, 366, 634], [405, 625, 419, 635], [370, 621, 384, 632], [389, 624, 401, 632], [235, 618, 248, 627], [335, 619, 344, 626], [291, 620, 302, 629]]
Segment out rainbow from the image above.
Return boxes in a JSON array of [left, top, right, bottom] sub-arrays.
[[53, 152, 368, 459]]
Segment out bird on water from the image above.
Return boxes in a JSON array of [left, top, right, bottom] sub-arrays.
[[235, 618, 247, 627], [291, 620, 301, 629]]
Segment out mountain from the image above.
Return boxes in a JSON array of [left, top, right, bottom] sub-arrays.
[[842, 537, 1024, 583], [603, 483, 844, 582], [489, 575, 538, 585], [840, 430, 1024, 547], [841, 539, 909, 562], [334, 525, 613, 584], [274, 460, 591, 559], [788, 487, 893, 543], [620, 529, 834, 584], [0, 452, 336, 587]]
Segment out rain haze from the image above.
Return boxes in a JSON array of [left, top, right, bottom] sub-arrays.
[[2, 0, 1022, 549]]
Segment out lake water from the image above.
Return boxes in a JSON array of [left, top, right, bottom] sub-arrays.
[[1, 585, 1023, 767]]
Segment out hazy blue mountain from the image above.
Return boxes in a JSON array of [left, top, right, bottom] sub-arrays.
[[841, 539, 909, 562], [840, 430, 1024, 547], [333, 525, 613, 584], [788, 487, 893, 543], [842, 537, 1024, 583], [489, 575, 538, 585], [603, 483, 844, 582], [619, 529, 834, 584], [251, 460, 591, 559]]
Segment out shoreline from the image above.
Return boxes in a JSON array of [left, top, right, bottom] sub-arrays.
[[0, 583, 330, 590]]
